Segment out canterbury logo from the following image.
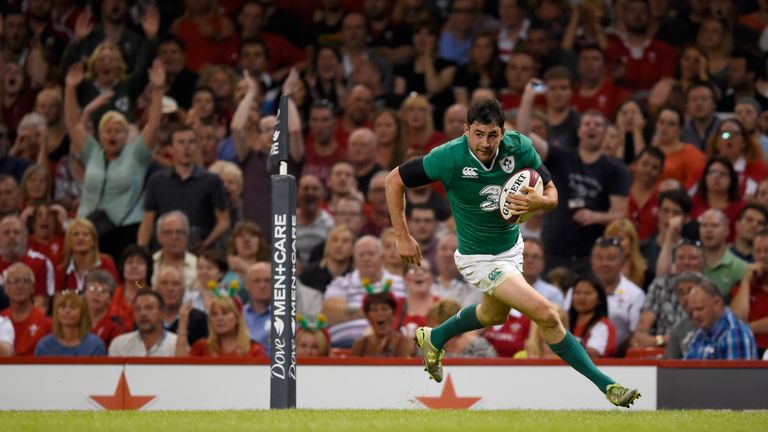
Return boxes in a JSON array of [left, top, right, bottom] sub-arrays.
[[462, 167, 478, 178]]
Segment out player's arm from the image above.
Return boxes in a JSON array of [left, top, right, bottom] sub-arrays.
[[385, 158, 433, 265]]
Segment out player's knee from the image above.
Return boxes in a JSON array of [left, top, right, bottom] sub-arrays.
[[532, 304, 560, 330], [477, 307, 508, 326]]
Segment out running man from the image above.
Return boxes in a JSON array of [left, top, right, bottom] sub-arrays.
[[384, 99, 640, 408]]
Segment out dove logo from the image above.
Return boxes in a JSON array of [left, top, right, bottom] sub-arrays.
[[274, 317, 285, 337]]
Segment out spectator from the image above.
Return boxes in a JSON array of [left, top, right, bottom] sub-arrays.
[[208, 160, 245, 233], [156, 265, 208, 347], [705, 119, 768, 198], [322, 235, 405, 347], [572, 45, 627, 120], [0, 214, 55, 309], [0, 315, 13, 356], [138, 125, 229, 251], [442, 103, 468, 141], [1, 139, 32, 184], [157, 35, 198, 110], [719, 50, 768, 112], [399, 94, 446, 161], [681, 82, 720, 150], [524, 25, 577, 77], [296, 327, 330, 358], [0, 6, 29, 64], [522, 238, 565, 305], [108, 289, 177, 356], [325, 161, 360, 212], [170, 0, 237, 72], [731, 229, 768, 356], [499, 52, 536, 113], [437, 0, 478, 66], [179, 297, 264, 357], [242, 262, 272, 355], [731, 204, 768, 262], [226, 221, 270, 281], [347, 128, 382, 199], [648, 46, 710, 116], [338, 84, 374, 144], [406, 205, 440, 274], [628, 147, 664, 242], [303, 100, 345, 185], [296, 175, 335, 265], [18, 165, 52, 210], [691, 157, 746, 229], [652, 106, 707, 190], [0, 175, 22, 216], [568, 275, 617, 358], [426, 300, 497, 358], [64, 59, 164, 260], [338, 13, 391, 87], [372, 229, 403, 280], [696, 17, 732, 92], [364, 0, 413, 67], [10, 113, 47, 164], [56, 218, 119, 293], [307, 46, 346, 109], [300, 224, 355, 295], [150, 211, 198, 296], [35, 291, 105, 356], [452, 32, 505, 105], [519, 86, 630, 273], [351, 291, 413, 358], [497, 0, 530, 61], [85, 269, 131, 348], [561, 0, 607, 51], [699, 208, 748, 301], [736, 97, 768, 158], [756, 178, 768, 209], [432, 232, 482, 308], [0, 262, 52, 356], [111, 244, 153, 323], [684, 281, 758, 360], [372, 109, 406, 171], [400, 262, 437, 338], [537, 68, 579, 150], [650, 191, 696, 279], [198, 65, 239, 122], [604, 219, 649, 289], [195, 249, 244, 312], [362, 171, 392, 237], [2, 59, 38, 146]]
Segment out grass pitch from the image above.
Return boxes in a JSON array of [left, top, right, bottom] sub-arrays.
[[2, 409, 766, 432]]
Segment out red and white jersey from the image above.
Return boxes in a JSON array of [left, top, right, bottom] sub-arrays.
[[0, 249, 56, 298]]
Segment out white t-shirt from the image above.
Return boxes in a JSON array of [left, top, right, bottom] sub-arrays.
[[0, 316, 14, 353], [108, 330, 177, 357]]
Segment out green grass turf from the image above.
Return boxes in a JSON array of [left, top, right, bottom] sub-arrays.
[[1, 410, 766, 432]]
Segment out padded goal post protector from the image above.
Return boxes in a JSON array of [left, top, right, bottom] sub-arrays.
[[268, 95, 290, 174]]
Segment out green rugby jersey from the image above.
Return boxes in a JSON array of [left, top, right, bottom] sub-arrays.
[[422, 131, 542, 255]]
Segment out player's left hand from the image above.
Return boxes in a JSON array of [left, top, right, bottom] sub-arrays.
[[505, 186, 544, 215]]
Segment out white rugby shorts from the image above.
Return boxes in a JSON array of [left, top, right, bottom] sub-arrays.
[[454, 234, 524, 295]]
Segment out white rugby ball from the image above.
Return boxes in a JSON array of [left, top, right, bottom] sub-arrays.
[[499, 168, 544, 224]]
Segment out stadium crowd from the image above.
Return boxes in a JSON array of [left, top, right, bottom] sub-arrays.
[[1, 0, 768, 362]]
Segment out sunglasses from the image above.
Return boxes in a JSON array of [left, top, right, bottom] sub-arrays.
[[719, 131, 742, 140], [595, 236, 621, 247], [676, 238, 702, 249]]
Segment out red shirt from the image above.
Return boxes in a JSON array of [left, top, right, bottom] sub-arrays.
[[629, 188, 660, 241], [173, 16, 238, 72], [0, 307, 52, 356], [690, 195, 745, 242], [572, 78, 631, 118], [258, 33, 307, 73], [189, 339, 265, 357], [92, 312, 133, 348], [302, 127, 350, 185], [406, 131, 446, 158], [605, 35, 677, 92], [109, 284, 136, 327], [737, 159, 768, 197], [483, 312, 531, 357], [55, 254, 119, 293], [0, 249, 55, 298], [27, 236, 65, 267], [573, 317, 616, 357], [731, 282, 768, 349]]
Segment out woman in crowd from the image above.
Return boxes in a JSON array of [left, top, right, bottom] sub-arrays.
[[351, 292, 413, 358], [613, 99, 649, 165], [198, 65, 238, 122], [296, 327, 331, 358], [111, 244, 153, 322], [705, 118, 768, 198], [648, 46, 710, 115], [427, 300, 497, 358], [195, 249, 244, 311], [64, 57, 164, 261], [56, 218, 120, 292], [19, 164, 53, 207], [34, 291, 105, 356], [652, 106, 706, 189], [697, 17, 732, 91], [226, 221, 271, 279], [400, 262, 438, 339], [691, 157, 746, 228], [568, 275, 616, 358], [208, 160, 244, 232], [23, 203, 66, 266], [307, 45, 346, 110], [372, 109, 406, 171], [179, 297, 264, 357], [604, 219, 648, 288], [452, 32, 505, 106], [399, 94, 446, 161]]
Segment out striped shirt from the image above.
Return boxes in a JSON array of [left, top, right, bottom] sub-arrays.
[[684, 308, 758, 360]]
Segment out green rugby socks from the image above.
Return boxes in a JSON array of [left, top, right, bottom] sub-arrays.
[[430, 304, 484, 349], [549, 331, 615, 393]]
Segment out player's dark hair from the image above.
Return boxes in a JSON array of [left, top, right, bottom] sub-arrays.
[[467, 98, 505, 128], [568, 274, 609, 337], [658, 189, 692, 215], [637, 146, 665, 168]]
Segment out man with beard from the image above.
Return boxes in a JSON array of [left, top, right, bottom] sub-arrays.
[[0, 215, 54, 310], [109, 289, 177, 357], [517, 82, 630, 274], [296, 174, 334, 265], [605, 0, 676, 93]]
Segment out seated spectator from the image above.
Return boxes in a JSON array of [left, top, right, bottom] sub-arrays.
[[372, 110, 406, 171], [399, 94, 445, 161], [568, 275, 617, 358], [730, 204, 768, 262], [731, 230, 768, 356], [653, 107, 706, 189], [0, 214, 56, 309], [56, 218, 119, 292], [242, 262, 272, 355], [195, 249, 244, 311], [170, 0, 237, 72], [499, 52, 536, 113], [684, 281, 758, 360], [35, 291, 105, 356], [691, 158, 746, 230], [699, 209, 748, 301], [613, 100, 650, 165], [681, 82, 720, 150], [705, 119, 768, 198], [226, 221, 270, 280], [427, 300, 497, 358], [322, 235, 405, 348], [432, 233, 483, 307], [347, 128, 383, 200], [400, 262, 438, 338], [483, 308, 532, 358], [0, 315, 13, 356], [519, 238, 564, 305], [0, 263, 52, 356], [112, 244, 153, 322], [648, 46, 709, 115], [362, 172, 392, 237], [108, 289, 177, 357], [300, 225, 355, 295], [307, 197, 365, 265], [150, 211, 198, 295], [85, 269, 131, 348], [302, 100, 346, 185], [23, 203, 66, 266], [1, 61, 36, 146], [156, 265, 208, 347], [208, 161, 244, 233], [63, 59, 163, 260], [405, 184, 450, 222], [442, 104, 468, 140], [405, 205, 441, 274], [735, 97, 768, 159], [0, 176, 22, 217], [351, 292, 413, 358], [644, 189, 694, 279], [628, 147, 665, 242], [380, 228, 407, 278], [296, 327, 330, 358], [572, 45, 627, 120], [604, 219, 649, 288], [296, 175, 335, 265], [178, 297, 264, 357]]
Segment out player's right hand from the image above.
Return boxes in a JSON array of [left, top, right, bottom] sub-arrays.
[[396, 234, 423, 266]]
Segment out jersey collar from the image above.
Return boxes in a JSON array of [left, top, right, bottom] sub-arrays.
[[467, 144, 499, 171]]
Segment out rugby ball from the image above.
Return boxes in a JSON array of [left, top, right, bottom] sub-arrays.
[[499, 168, 544, 224]]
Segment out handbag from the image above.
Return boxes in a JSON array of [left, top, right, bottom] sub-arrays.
[[86, 165, 143, 238]]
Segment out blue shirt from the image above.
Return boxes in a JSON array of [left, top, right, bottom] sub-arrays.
[[34, 333, 106, 356], [684, 308, 758, 360], [244, 303, 271, 356]]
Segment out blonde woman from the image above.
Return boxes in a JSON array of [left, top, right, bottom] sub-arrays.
[[209, 160, 244, 229], [373, 109, 407, 170], [604, 219, 648, 288], [55, 218, 120, 292], [399, 94, 445, 160], [34, 291, 105, 356], [179, 297, 264, 357]]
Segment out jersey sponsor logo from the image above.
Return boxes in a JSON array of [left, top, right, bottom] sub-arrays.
[[488, 268, 503, 282], [500, 155, 515, 173], [461, 167, 478, 178], [479, 185, 501, 211]]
